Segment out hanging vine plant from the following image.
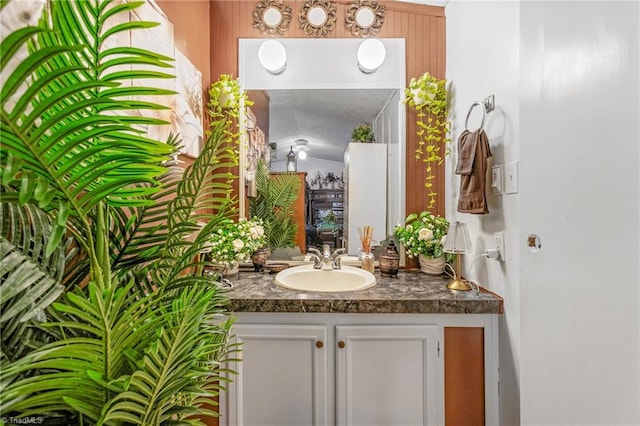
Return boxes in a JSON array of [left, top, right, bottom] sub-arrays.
[[207, 74, 254, 169], [404, 72, 451, 210]]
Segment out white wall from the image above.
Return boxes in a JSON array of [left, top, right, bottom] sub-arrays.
[[446, 1, 640, 424], [445, 2, 521, 424]]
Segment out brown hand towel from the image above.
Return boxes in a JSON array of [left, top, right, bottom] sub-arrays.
[[454, 130, 476, 175], [457, 129, 492, 214]]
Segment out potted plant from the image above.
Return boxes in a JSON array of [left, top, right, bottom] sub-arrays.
[[249, 160, 301, 249], [323, 171, 338, 188], [309, 170, 324, 189], [207, 218, 266, 275], [351, 122, 375, 143], [394, 211, 454, 275], [404, 72, 452, 210], [209, 73, 252, 112], [0, 1, 241, 422]]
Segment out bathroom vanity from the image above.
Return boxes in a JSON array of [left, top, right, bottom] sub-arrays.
[[218, 270, 502, 426]]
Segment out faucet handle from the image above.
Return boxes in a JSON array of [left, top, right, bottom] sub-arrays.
[[331, 252, 346, 269], [307, 247, 323, 269], [330, 247, 346, 259]]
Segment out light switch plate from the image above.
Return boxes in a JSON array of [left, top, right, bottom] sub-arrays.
[[505, 161, 519, 194]]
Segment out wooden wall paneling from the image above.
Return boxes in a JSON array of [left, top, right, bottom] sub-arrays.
[[444, 327, 486, 426]]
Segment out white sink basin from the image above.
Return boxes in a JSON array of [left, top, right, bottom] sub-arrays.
[[275, 264, 376, 293]]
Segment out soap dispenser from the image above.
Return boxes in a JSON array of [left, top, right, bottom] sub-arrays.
[[379, 240, 399, 278]]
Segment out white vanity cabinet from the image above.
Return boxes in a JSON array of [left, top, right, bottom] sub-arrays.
[[335, 324, 440, 426], [222, 324, 328, 426], [220, 313, 499, 426]]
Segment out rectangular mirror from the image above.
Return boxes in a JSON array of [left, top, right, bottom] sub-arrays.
[[239, 38, 406, 259]]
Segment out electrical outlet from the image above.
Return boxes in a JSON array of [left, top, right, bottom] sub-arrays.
[[494, 231, 505, 262], [491, 165, 503, 194]]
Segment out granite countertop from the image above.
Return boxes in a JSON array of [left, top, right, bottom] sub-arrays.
[[222, 269, 503, 314]]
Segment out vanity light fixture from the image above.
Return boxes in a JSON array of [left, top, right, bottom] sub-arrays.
[[294, 138, 309, 160], [286, 145, 297, 171], [258, 40, 287, 75], [443, 221, 473, 291], [357, 38, 386, 73]]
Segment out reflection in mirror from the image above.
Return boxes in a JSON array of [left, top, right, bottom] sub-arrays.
[[345, 0, 385, 37], [253, 0, 292, 36], [355, 7, 375, 28], [307, 6, 328, 27], [263, 7, 282, 27], [298, 0, 336, 37], [248, 88, 402, 258]]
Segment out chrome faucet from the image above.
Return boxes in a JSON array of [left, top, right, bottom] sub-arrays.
[[330, 247, 346, 269], [306, 247, 323, 269], [307, 245, 346, 270]]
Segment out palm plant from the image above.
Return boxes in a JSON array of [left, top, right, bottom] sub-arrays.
[[249, 160, 300, 249], [0, 0, 238, 423]]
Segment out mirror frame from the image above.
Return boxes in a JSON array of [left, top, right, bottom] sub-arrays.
[[345, 0, 385, 38], [253, 0, 292, 36], [238, 38, 406, 258], [298, 0, 337, 38]]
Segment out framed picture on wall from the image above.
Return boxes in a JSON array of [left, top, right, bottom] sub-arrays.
[[175, 49, 204, 157]]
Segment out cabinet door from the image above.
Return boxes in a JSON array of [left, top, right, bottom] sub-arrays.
[[336, 325, 440, 426], [223, 324, 328, 426]]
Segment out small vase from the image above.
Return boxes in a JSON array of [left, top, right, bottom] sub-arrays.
[[418, 254, 445, 275], [211, 260, 239, 277], [251, 247, 271, 272], [359, 249, 375, 273]]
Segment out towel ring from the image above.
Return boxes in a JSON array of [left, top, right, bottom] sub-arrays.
[[465, 101, 486, 131]]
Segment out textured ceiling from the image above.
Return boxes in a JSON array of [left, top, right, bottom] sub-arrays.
[[268, 89, 397, 163]]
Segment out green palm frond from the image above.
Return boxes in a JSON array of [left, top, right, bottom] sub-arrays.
[[0, 0, 175, 263], [1, 1, 237, 422], [0, 278, 158, 418], [150, 114, 239, 289], [0, 200, 65, 361], [250, 160, 300, 249], [101, 285, 233, 425]]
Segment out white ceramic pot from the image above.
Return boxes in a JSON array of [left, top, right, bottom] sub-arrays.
[[418, 254, 445, 275]]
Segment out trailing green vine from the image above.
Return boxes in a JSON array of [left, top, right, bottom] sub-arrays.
[[404, 72, 451, 210], [207, 74, 253, 178]]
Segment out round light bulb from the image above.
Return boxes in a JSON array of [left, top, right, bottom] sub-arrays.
[[258, 40, 287, 75], [357, 38, 386, 74], [298, 150, 307, 160]]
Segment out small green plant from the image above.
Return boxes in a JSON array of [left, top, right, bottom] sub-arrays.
[[208, 73, 253, 114], [323, 171, 337, 187], [309, 171, 324, 188], [351, 122, 375, 143], [394, 211, 453, 261], [404, 72, 452, 210]]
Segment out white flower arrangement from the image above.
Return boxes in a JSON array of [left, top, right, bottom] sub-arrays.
[[208, 218, 266, 265], [394, 211, 450, 259]]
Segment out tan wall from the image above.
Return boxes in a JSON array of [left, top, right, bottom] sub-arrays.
[[209, 0, 447, 218]]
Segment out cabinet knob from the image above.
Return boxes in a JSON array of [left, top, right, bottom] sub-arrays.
[[316, 341, 324, 349], [338, 341, 345, 349]]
